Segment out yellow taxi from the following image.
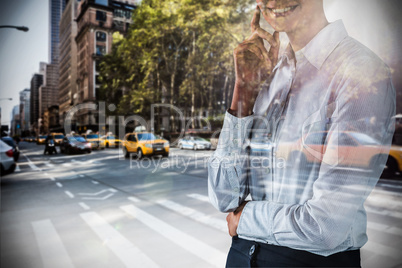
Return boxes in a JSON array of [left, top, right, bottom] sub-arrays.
[[36, 135, 47, 145], [122, 132, 169, 159], [101, 134, 122, 148], [82, 133, 105, 150], [51, 132, 65, 145], [274, 131, 402, 178]]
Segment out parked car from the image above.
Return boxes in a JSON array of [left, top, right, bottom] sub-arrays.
[[178, 136, 211, 150], [36, 135, 47, 145], [60, 135, 92, 154], [1, 136, 20, 161], [82, 133, 105, 150], [51, 133, 65, 145], [122, 132, 169, 159], [0, 140, 16, 175], [101, 134, 122, 148]]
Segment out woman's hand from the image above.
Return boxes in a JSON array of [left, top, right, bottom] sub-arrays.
[[231, 6, 280, 117]]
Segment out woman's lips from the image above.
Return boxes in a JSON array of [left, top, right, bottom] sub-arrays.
[[269, 5, 299, 17]]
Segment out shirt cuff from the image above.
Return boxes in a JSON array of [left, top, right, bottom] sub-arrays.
[[215, 111, 254, 156]]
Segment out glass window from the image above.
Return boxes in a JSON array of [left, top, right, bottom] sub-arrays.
[[96, 10, 107, 21], [95, 0, 108, 6], [96, 31, 107, 42], [96, 45, 106, 56], [137, 133, 156, 141], [349, 133, 380, 146], [305, 132, 327, 145]]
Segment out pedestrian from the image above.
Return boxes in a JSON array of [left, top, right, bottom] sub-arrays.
[[208, 0, 395, 267]]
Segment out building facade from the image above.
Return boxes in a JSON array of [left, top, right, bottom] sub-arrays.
[[30, 73, 44, 135], [19, 88, 30, 135], [73, 0, 135, 133], [58, 0, 80, 130], [10, 105, 20, 136], [49, 0, 66, 64]]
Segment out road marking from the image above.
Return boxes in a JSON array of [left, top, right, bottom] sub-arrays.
[[128, 196, 141, 203], [80, 211, 158, 268], [82, 193, 114, 200], [65, 191, 74, 198], [78, 202, 90, 210], [45, 162, 55, 168], [120, 204, 226, 267], [365, 206, 402, 219], [92, 180, 99, 185], [187, 193, 209, 203], [63, 163, 72, 167], [362, 239, 400, 259], [56, 183, 63, 188], [79, 174, 85, 177], [367, 221, 402, 236], [156, 199, 226, 232], [78, 189, 113, 196], [31, 219, 74, 268], [15, 165, 21, 172], [23, 154, 40, 171]]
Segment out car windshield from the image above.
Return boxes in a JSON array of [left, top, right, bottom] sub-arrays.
[[2, 138, 15, 147], [40, 136, 47, 139], [137, 133, 156, 141], [349, 133, 380, 146], [54, 135, 64, 139], [69, 136, 86, 143], [195, 137, 207, 141], [108, 135, 116, 139], [86, 134, 99, 139]]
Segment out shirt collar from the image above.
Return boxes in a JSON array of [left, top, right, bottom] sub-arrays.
[[294, 20, 348, 69]]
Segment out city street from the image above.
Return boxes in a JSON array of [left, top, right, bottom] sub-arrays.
[[1, 142, 402, 268]]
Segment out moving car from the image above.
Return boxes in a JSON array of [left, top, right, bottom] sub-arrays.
[[51, 133, 65, 145], [0, 140, 16, 175], [1, 136, 20, 161], [82, 133, 105, 150], [178, 136, 211, 150], [101, 134, 122, 148], [275, 131, 402, 178], [122, 132, 169, 159], [36, 135, 47, 145], [60, 135, 92, 154]]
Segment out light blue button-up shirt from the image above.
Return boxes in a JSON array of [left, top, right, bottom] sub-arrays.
[[208, 20, 396, 256]]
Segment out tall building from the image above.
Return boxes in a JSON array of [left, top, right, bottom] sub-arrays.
[[39, 64, 59, 117], [10, 105, 20, 136], [59, 0, 80, 129], [30, 73, 44, 134], [19, 89, 30, 135], [49, 0, 66, 64], [73, 0, 136, 133]]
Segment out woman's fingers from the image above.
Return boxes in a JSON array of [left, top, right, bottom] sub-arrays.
[[250, 6, 261, 32], [268, 31, 280, 66], [236, 42, 264, 60]]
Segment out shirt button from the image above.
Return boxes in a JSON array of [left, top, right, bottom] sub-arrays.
[[249, 245, 255, 256], [233, 187, 239, 193], [234, 123, 240, 129]]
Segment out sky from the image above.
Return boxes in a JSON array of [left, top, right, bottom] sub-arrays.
[[0, 0, 401, 128]]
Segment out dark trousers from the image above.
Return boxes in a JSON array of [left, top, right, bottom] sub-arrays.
[[226, 236, 361, 268]]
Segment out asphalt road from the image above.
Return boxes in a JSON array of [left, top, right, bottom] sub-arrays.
[[1, 142, 402, 268]]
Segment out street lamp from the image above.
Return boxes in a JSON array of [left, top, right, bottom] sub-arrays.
[[0, 25, 29, 32]]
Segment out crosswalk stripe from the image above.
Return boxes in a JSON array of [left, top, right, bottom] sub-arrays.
[[15, 165, 21, 172], [81, 211, 159, 268], [367, 221, 402, 236], [187, 193, 209, 203], [120, 204, 226, 268], [31, 219, 74, 268], [156, 199, 227, 232], [362, 240, 400, 259], [365, 206, 402, 219]]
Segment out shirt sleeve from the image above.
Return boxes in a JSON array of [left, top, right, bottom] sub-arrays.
[[208, 111, 254, 212], [237, 66, 396, 253]]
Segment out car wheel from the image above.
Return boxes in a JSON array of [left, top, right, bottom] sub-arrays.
[[137, 148, 143, 159], [179, 143, 183, 150], [193, 144, 197, 151], [377, 156, 399, 178], [65, 147, 70, 155], [123, 147, 130, 158], [106, 143, 109, 148], [163, 153, 169, 157]]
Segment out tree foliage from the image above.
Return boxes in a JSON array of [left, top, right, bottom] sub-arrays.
[[99, 0, 254, 130]]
